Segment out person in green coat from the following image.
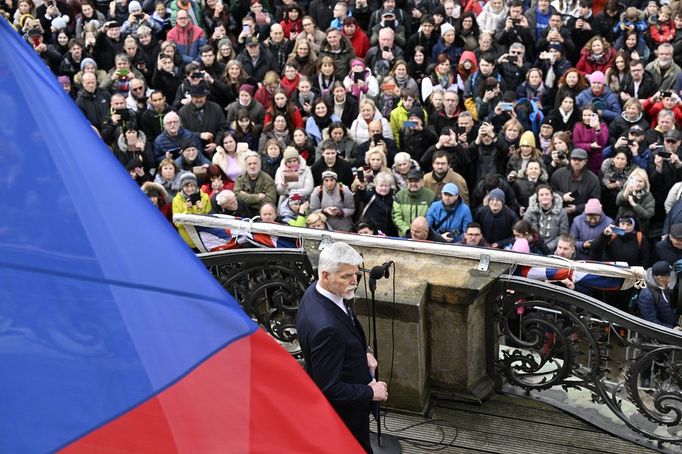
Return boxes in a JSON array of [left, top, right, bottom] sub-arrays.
[[234, 151, 278, 218], [392, 168, 436, 236]]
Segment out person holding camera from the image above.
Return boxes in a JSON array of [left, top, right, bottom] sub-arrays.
[[615, 168, 655, 235], [591, 213, 649, 277], [600, 147, 635, 218], [651, 130, 682, 231], [572, 103, 608, 175], [549, 147, 601, 220], [495, 0, 534, 50], [172, 172, 212, 250], [101, 93, 138, 145], [426, 183, 472, 242], [643, 90, 682, 130]]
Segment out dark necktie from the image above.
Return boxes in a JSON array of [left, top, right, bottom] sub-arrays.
[[196, 108, 204, 125], [345, 303, 355, 325]]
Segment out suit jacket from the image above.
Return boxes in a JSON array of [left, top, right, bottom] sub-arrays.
[[296, 283, 374, 451]]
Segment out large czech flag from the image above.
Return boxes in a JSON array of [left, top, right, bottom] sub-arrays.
[[0, 19, 360, 453]]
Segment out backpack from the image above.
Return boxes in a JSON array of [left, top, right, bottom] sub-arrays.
[[628, 287, 660, 316]]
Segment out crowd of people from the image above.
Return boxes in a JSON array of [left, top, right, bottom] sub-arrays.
[[6, 0, 682, 327]]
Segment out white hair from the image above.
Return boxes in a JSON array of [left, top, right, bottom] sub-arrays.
[[215, 190, 235, 206], [318, 242, 363, 275]]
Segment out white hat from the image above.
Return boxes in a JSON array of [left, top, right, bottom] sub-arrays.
[[440, 22, 455, 35]]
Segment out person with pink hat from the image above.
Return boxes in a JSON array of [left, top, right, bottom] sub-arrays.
[[575, 69, 621, 123], [569, 198, 614, 259]]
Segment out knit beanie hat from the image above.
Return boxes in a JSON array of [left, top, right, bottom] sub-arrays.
[[512, 238, 530, 253], [584, 198, 602, 215], [80, 57, 97, 71], [519, 131, 536, 148], [179, 172, 197, 187], [283, 147, 299, 162], [488, 188, 506, 203]]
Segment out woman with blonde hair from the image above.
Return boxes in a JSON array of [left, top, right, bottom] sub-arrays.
[[351, 146, 390, 192], [349, 98, 393, 145], [287, 38, 318, 76], [615, 167, 655, 234]]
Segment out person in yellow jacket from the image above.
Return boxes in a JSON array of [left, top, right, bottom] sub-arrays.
[[172, 172, 212, 250]]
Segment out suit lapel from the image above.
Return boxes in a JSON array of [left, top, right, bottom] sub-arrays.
[[315, 289, 363, 342]]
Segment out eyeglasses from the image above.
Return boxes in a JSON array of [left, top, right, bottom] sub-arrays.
[[510, 51, 523, 55], [132, 86, 145, 91]]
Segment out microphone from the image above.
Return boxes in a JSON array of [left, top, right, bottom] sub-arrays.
[[369, 261, 393, 280]]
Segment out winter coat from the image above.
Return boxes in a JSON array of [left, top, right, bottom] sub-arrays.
[[225, 99, 266, 129], [309, 183, 356, 231], [572, 121, 609, 175], [172, 189, 212, 248], [392, 187, 436, 236], [616, 190, 655, 234], [152, 128, 202, 164], [235, 46, 279, 83], [570, 212, 614, 259], [305, 114, 340, 146], [234, 171, 277, 217], [575, 47, 616, 76], [318, 36, 356, 79], [274, 157, 314, 199], [591, 228, 649, 266], [349, 111, 393, 145], [575, 86, 622, 123], [549, 167, 601, 217], [645, 59, 682, 91], [476, 2, 508, 34], [166, 23, 207, 64], [426, 198, 473, 241], [523, 193, 569, 252], [607, 112, 649, 145], [358, 188, 397, 237], [75, 87, 112, 132], [474, 205, 519, 248], [637, 268, 678, 328]]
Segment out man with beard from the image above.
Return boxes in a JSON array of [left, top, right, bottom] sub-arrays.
[[646, 43, 682, 92], [423, 151, 469, 204], [296, 242, 388, 453]]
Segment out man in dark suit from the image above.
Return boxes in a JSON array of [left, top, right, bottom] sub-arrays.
[[296, 242, 388, 452]]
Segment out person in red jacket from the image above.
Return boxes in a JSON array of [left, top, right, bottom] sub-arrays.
[[279, 3, 303, 39], [576, 36, 616, 76], [342, 17, 370, 59], [642, 90, 682, 128]]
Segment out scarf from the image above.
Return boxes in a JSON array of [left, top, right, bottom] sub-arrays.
[[588, 52, 609, 65], [298, 91, 315, 106], [314, 113, 333, 130], [395, 72, 409, 87]]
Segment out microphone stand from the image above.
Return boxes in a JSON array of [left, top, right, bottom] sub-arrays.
[[367, 264, 401, 453]]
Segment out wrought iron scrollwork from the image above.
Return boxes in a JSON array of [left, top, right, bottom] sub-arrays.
[[492, 276, 682, 448], [201, 249, 314, 358]]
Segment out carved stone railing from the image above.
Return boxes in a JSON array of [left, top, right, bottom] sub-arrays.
[[490, 275, 682, 450], [200, 248, 314, 359]]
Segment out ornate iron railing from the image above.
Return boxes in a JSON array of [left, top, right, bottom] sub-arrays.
[[491, 275, 682, 450], [200, 248, 314, 358]]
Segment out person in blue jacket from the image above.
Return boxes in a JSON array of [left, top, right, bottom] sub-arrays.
[[637, 261, 680, 329], [426, 183, 473, 242]]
